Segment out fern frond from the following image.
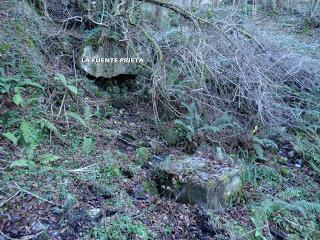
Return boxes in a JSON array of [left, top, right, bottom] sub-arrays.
[[67, 111, 87, 127], [277, 188, 303, 200], [294, 200, 320, 213], [84, 105, 92, 124], [20, 120, 40, 148], [39, 118, 64, 141], [252, 136, 278, 149]]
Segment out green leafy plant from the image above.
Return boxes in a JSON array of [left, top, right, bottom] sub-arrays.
[[82, 137, 94, 156], [200, 114, 239, 134], [20, 120, 42, 150], [92, 215, 151, 240], [67, 111, 87, 128], [39, 118, 64, 141], [10, 159, 36, 168], [251, 136, 278, 162], [293, 126, 320, 175], [38, 153, 61, 165], [54, 74, 78, 95], [0, 75, 44, 106], [2, 132, 19, 145], [174, 102, 239, 143], [6, 119, 63, 168], [251, 198, 320, 239], [135, 147, 150, 165], [174, 102, 201, 142]]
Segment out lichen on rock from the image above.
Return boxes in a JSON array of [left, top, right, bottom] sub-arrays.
[[80, 41, 141, 79], [153, 156, 242, 211]]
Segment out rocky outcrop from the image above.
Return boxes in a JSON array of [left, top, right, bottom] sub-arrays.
[[80, 43, 142, 79], [153, 156, 242, 211]]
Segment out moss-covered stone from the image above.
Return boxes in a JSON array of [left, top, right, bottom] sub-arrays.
[[135, 147, 150, 166], [280, 167, 290, 177], [163, 127, 184, 146], [141, 180, 158, 196], [153, 156, 242, 211], [79, 43, 140, 78]]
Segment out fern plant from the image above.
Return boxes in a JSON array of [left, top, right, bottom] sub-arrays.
[[82, 137, 94, 157], [54, 74, 78, 95], [39, 118, 64, 141], [174, 102, 202, 142], [293, 126, 320, 175], [174, 102, 238, 143], [251, 189, 320, 239], [0, 75, 44, 106], [249, 136, 278, 162], [5, 118, 63, 168], [200, 114, 239, 134]]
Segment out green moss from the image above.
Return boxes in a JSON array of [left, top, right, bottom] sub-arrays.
[[135, 147, 150, 166], [91, 215, 151, 240], [84, 37, 100, 47], [19, 59, 34, 78], [14, 21, 25, 34], [220, 173, 231, 185], [205, 179, 217, 191], [280, 167, 290, 177], [163, 127, 183, 146], [142, 180, 158, 196], [0, 41, 11, 54], [26, 38, 35, 49]]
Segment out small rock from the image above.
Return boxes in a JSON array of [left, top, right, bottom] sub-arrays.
[[288, 151, 295, 158], [277, 156, 288, 164], [31, 221, 47, 233], [295, 159, 302, 168], [87, 208, 102, 220], [48, 230, 62, 240], [152, 155, 164, 162], [280, 167, 290, 177]]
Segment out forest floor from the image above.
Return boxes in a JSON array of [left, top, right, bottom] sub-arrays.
[[1, 3, 320, 240], [247, 12, 320, 60]]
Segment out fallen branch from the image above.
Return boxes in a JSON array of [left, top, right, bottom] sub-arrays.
[[0, 227, 48, 240], [0, 190, 20, 208], [139, 0, 265, 51], [13, 181, 60, 206]]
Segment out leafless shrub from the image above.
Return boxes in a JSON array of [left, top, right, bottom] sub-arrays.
[[127, 1, 320, 127], [17, 0, 320, 128]]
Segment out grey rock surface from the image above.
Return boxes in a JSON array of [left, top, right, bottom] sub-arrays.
[[154, 156, 242, 211]]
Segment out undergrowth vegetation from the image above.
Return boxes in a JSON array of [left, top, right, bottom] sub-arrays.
[[0, 0, 320, 239]]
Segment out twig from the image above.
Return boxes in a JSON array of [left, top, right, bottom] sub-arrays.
[[67, 164, 97, 173], [0, 227, 48, 240], [13, 181, 60, 206], [0, 190, 20, 208], [238, 225, 267, 239], [57, 90, 67, 119], [138, 0, 239, 49]]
